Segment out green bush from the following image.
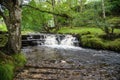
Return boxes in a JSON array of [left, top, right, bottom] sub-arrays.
[[81, 35, 105, 49], [12, 53, 26, 67], [0, 63, 14, 80]]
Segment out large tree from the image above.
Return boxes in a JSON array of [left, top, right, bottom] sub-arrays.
[[0, 0, 22, 54]]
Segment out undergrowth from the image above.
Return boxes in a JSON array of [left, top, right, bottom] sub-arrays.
[[0, 51, 26, 80]]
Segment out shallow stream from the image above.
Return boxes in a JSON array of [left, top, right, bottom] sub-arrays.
[[15, 34, 120, 80]]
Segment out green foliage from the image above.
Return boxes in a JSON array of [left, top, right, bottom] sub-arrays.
[[0, 23, 7, 31], [0, 63, 14, 80], [72, 10, 95, 27], [12, 53, 26, 67], [106, 0, 120, 15], [0, 52, 26, 80], [22, 0, 53, 32], [0, 34, 8, 47]]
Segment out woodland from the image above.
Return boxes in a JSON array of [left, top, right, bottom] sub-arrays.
[[0, 0, 120, 80]]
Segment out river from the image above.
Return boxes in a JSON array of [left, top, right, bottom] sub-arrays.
[[15, 34, 120, 80]]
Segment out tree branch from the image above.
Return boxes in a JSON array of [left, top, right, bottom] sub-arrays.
[[46, 0, 52, 4], [24, 5, 72, 19]]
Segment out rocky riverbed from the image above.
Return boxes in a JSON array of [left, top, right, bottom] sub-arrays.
[[14, 46, 120, 80]]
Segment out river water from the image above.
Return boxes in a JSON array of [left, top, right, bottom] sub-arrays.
[[15, 34, 120, 80]]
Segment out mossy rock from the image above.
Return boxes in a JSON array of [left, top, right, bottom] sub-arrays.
[[107, 17, 120, 28], [0, 34, 8, 47], [81, 35, 105, 49], [107, 38, 120, 52]]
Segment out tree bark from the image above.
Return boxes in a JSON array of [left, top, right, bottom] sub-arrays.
[[2, 1, 22, 54], [0, 0, 22, 54]]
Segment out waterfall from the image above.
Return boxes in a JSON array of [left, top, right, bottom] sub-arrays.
[[44, 35, 58, 45], [60, 35, 76, 46], [22, 33, 79, 47]]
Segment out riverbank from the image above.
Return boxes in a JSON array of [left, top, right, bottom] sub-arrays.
[[1, 27, 120, 52], [58, 27, 120, 52], [0, 51, 26, 80], [0, 34, 26, 80]]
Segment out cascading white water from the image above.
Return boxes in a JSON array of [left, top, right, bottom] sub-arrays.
[[44, 34, 79, 47], [22, 33, 80, 49], [44, 35, 58, 45], [60, 35, 76, 46]]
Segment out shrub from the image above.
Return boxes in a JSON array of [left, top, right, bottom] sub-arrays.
[[0, 63, 14, 80]]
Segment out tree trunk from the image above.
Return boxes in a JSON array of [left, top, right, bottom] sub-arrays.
[[4, 6, 22, 54], [52, 0, 59, 31], [101, 0, 106, 19]]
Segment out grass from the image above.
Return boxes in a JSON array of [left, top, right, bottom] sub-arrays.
[[21, 29, 39, 35], [0, 23, 37, 35], [58, 27, 104, 35], [58, 27, 120, 35]]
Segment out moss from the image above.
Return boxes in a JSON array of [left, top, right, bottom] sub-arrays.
[[80, 34, 120, 52], [107, 17, 120, 28], [81, 35, 105, 49], [12, 53, 26, 67], [0, 34, 8, 47], [107, 38, 120, 52]]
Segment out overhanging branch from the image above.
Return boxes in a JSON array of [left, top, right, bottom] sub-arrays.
[[24, 5, 72, 19]]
